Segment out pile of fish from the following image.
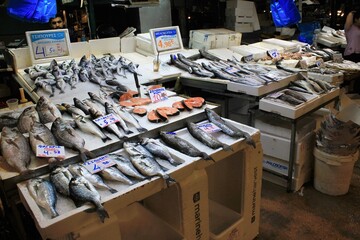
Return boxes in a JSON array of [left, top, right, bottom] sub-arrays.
[[25, 54, 140, 98], [169, 50, 292, 86]]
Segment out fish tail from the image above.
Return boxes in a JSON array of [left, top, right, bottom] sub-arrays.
[[79, 148, 96, 162], [50, 208, 59, 218], [124, 129, 133, 135], [246, 138, 257, 149], [164, 175, 177, 187], [102, 135, 112, 143], [97, 206, 109, 223], [202, 152, 215, 162], [108, 187, 118, 194], [169, 159, 182, 166], [222, 144, 233, 152], [136, 127, 148, 133]]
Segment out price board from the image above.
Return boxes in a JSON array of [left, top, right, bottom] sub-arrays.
[[149, 87, 168, 103], [150, 26, 184, 55], [26, 29, 72, 64], [83, 155, 116, 174], [36, 145, 66, 159]]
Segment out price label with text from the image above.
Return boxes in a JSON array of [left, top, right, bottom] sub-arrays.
[[83, 155, 116, 174], [154, 29, 180, 51], [149, 87, 168, 103], [198, 123, 222, 133], [267, 49, 280, 59], [93, 113, 120, 128], [36, 145, 66, 159]]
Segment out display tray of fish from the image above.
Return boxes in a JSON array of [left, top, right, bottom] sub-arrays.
[[16, 144, 196, 239], [259, 87, 340, 119]]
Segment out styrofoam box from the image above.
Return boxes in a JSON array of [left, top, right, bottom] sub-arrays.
[[189, 28, 242, 50], [136, 33, 154, 53], [234, 23, 254, 33], [261, 131, 315, 164], [262, 38, 301, 53], [248, 42, 285, 54], [227, 73, 301, 97], [208, 48, 244, 61], [229, 45, 267, 60], [254, 115, 316, 140], [308, 71, 344, 85], [259, 88, 340, 119]]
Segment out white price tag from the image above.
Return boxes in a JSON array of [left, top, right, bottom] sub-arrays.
[[267, 49, 280, 59], [149, 87, 168, 103], [198, 123, 222, 133], [83, 155, 116, 174], [93, 113, 120, 128], [36, 145, 66, 159]]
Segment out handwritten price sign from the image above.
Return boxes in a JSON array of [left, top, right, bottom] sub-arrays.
[[93, 113, 120, 128], [198, 123, 222, 133], [83, 155, 116, 174], [149, 87, 168, 103], [36, 145, 66, 159], [267, 49, 280, 59]]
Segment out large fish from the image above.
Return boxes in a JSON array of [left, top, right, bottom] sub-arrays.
[[17, 106, 40, 133], [105, 102, 133, 135], [27, 178, 59, 218], [98, 167, 134, 185], [1, 127, 31, 173], [29, 122, 58, 163], [51, 117, 95, 162], [205, 108, 256, 148], [72, 113, 111, 143], [187, 122, 232, 151], [108, 154, 146, 180], [89, 108, 126, 140], [141, 138, 181, 166], [69, 176, 109, 223], [159, 131, 213, 161], [36, 96, 62, 124], [50, 166, 73, 196], [68, 164, 117, 194]]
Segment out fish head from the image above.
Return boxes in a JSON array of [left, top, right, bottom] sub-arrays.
[[1, 126, 18, 138]]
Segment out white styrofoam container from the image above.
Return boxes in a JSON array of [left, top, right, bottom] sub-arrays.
[[136, 34, 154, 54], [234, 23, 254, 33], [260, 131, 315, 164], [207, 48, 243, 61], [262, 38, 301, 53], [308, 72, 344, 85], [229, 45, 267, 60], [189, 28, 242, 50], [259, 88, 340, 119], [248, 42, 285, 54]]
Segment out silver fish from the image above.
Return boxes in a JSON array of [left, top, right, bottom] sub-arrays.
[[73, 97, 91, 115], [29, 122, 58, 163], [117, 107, 147, 133], [17, 106, 40, 133], [69, 176, 109, 223], [56, 77, 66, 94], [36, 96, 62, 124], [68, 75, 79, 89], [283, 90, 307, 102], [159, 131, 213, 161], [1, 127, 31, 173], [99, 166, 134, 185], [34, 78, 55, 97], [108, 154, 146, 180], [51, 117, 95, 162], [83, 99, 105, 115], [68, 164, 117, 194], [88, 92, 107, 106], [123, 141, 153, 159], [50, 166, 73, 196], [141, 138, 181, 166], [205, 108, 256, 148], [187, 122, 232, 151], [27, 178, 59, 218], [62, 103, 87, 117], [72, 113, 111, 143], [279, 94, 304, 105], [79, 68, 89, 82], [105, 102, 133, 135]]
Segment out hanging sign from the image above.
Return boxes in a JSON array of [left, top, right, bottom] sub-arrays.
[[150, 26, 184, 55], [26, 29, 72, 64]]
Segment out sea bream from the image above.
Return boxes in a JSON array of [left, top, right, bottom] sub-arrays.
[[51, 117, 95, 162], [187, 122, 232, 151], [27, 178, 59, 218], [205, 108, 256, 148], [159, 131, 214, 161], [36, 96, 62, 124], [141, 138, 181, 166], [98, 167, 134, 185], [68, 164, 117, 194], [50, 166, 73, 196], [1, 127, 31, 173], [108, 154, 147, 180], [17, 106, 40, 133], [69, 176, 109, 223], [29, 122, 58, 163]]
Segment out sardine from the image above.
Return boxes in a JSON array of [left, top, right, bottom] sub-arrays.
[[1, 127, 31, 173], [205, 108, 256, 148], [159, 131, 213, 161], [27, 178, 59, 218], [108, 154, 146, 180], [36, 96, 62, 124], [68, 164, 117, 193], [51, 117, 95, 162], [50, 166, 73, 196], [141, 138, 181, 166], [69, 176, 109, 223], [187, 122, 232, 151], [98, 167, 134, 185], [17, 106, 40, 133]]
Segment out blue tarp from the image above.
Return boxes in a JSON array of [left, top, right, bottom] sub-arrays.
[[271, 0, 301, 27], [7, 0, 57, 23]]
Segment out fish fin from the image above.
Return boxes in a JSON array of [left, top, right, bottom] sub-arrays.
[[222, 144, 233, 152], [97, 206, 109, 223], [246, 138, 257, 149], [101, 135, 112, 143], [50, 209, 59, 218], [164, 175, 177, 187], [108, 188, 118, 194], [136, 127, 147, 133], [5, 139, 21, 149], [79, 149, 96, 162], [202, 152, 215, 162]]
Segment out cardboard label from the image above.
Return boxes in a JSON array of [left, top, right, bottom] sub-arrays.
[[36, 145, 66, 159], [83, 155, 116, 174], [149, 87, 168, 103], [267, 49, 280, 59], [198, 123, 222, 133], [93, 113, 120, 128]]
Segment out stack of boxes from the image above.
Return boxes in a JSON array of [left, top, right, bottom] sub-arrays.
[[225, 1, 260, 33]]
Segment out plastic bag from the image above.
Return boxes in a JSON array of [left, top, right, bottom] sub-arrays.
[[270, 0, 301, 27], [7, 0, 57, 23]]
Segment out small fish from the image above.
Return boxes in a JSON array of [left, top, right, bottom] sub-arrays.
[[283, 90, 307, 102], [68, 75, 79, 89], [62, 103, 87, 117], [205, 108, 256, 148], [83, 99, 106, 115], [187, 122, 232, 151], [68, 164, 117, 194], [69, 176, 109, 223], [55, 77, 66, 94], [141, 138, 181, 166], [98, 167, 134, 185], [117, 107, 147, 133], [159, 131, 213, 161], [279, 94, 304, 106], [105, 80, 128, 93], [79, 68, 89, 82], [74, 97, 91, 115], [89, 108, 126, 140], [17, 106, 40, 133], [105, 103, 133, 135], [72, 113, 111, 142], [108, 154, 146, 180], [50, 166, 73, 196], [27, 178, 59, 218], [88, 92, 107, 106]]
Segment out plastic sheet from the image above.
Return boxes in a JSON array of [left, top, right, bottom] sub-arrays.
[[7, 0, 57, 23], [270, 0, 301, 27]]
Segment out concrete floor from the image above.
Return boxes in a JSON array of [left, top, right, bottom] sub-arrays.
[[257, 162, 360, 240]]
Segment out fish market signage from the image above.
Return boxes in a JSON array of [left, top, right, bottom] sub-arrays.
[[83, 155, 116, 174], [93, 113, 120, 128], [150, 26, 184, 54], [36, 145, 66, 159], [149, 87, 168, 103], [26, 29, 71, 64]]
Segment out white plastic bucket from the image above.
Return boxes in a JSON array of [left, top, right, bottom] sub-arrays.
[[314, 148, 359, 196]]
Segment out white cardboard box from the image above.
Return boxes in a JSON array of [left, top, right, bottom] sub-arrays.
[[189, 28, 242, 50]]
